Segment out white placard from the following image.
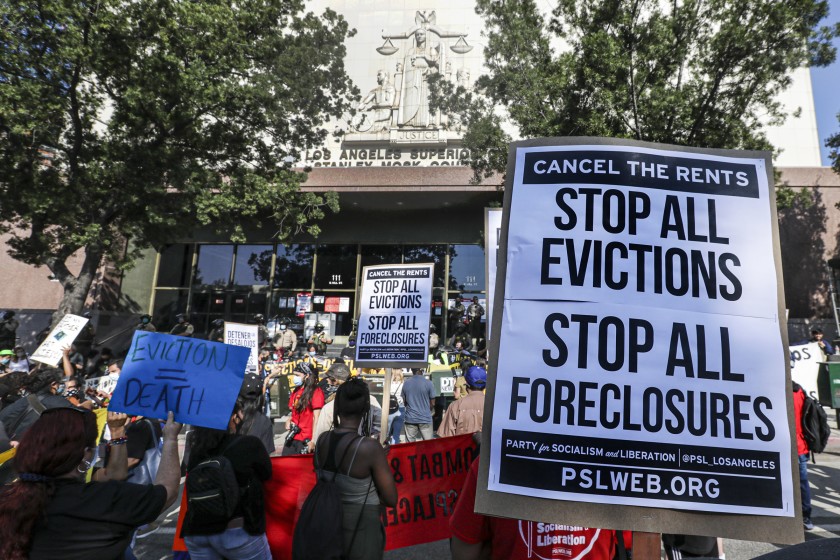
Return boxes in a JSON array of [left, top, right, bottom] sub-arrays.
[[84, 375, 118, 395], [790, 342, 823, 399], [485, 141, 792, 522], [355, 263, 434, 368], [30, 314, 90, 366], [485, 208, 503, 340], [223, 322, 259, 374]]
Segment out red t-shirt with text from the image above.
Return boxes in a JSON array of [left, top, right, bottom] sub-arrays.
[[450, 459, 617, 560], [288, 387, 324, 441]]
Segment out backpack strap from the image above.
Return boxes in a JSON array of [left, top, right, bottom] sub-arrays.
[[26, 394, 46, 415], [345, 437, 365, 476]]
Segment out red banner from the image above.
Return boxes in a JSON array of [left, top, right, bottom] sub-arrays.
[[174, 434, 478, 557]]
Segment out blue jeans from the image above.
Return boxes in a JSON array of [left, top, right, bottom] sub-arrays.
[[800, 453, 812, 519], [389, 406, 406, 444], [185, 528, 271, 560]]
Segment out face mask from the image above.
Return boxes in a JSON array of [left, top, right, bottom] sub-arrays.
[[108, 371, 120, 381], [292, 375, 303, 387], [349, 340, 356, 347], [309, 351, 317, 358], [280, 325, 287, 331], [1, 358, 9, 366], [323, 384, 338, 397]]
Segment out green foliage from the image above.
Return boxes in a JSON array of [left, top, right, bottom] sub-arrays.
[[0, 0, 356, 311], [431, 0, 837, 183]]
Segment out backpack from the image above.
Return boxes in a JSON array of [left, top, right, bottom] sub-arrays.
[[186, 437, 244, 526], [801, 390, 831, 457], [125, 419, 162, 485], [292, 432, 364, 560]]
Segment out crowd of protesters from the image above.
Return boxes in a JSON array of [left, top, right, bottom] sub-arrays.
[[2, 305, 771, 560]]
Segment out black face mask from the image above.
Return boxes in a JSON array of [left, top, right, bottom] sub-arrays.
[[323, 384, 338, 398]]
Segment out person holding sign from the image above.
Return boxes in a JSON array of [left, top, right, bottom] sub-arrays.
[[438, 366, 486, 438], [284, 363, 325, 455], [0, 408, 181, 559], [805, 328, 835, 357]]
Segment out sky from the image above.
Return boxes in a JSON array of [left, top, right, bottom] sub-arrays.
[[811, 0, 840, 165]]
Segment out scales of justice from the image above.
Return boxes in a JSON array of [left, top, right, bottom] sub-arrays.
[[345, 10, 475, 146]]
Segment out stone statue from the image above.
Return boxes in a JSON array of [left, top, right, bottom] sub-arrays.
[[353, 69, 396, 132], [399, 27, 439, 127]]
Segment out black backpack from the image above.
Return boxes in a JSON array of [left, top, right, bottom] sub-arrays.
[[186, 437, 244, 525], [801, 389, 831, 458], [293, 432, 363, 560]]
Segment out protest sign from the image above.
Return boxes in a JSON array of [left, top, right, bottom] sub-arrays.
[[355, 263, 434, 368], [478, 138, 800, 544], [223, 322, 259, 374], [790, 342, 822, 400], [84, 375, 118, 396], [485, 208, 503, 340], [30, 314, 89, 366], [108, 331, 250, 430], [173, 434, 477, 556]]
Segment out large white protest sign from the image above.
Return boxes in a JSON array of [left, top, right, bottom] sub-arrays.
[[478, 138, 799, 544], [790, 342, 823, 400], [31, 314, 90, 366], [356, 263, 434, 368], [485, 208, 503, 340], [224, 322, 259, 374]]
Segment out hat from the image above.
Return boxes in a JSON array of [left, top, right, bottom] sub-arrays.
[[465, 366, 487, 389], [326, 363, 351, 382], [240, 372, 262, 398], [294, 362, 313, 376], [0, 349, 13, 356]]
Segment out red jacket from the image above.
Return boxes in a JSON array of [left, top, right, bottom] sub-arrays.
[[793, 387, 809, 455]]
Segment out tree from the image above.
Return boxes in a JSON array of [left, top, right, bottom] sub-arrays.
[[431, 0, 838, 180], [0, 0, 357, 321]]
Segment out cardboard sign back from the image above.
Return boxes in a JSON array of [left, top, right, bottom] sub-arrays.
[[476, 137, 801, 544]]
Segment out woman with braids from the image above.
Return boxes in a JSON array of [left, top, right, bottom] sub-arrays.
[[314, 377, 397, 559], [182, 402, 272, 559], [283, 362, 324, 455], [0, 407, 181, 560]]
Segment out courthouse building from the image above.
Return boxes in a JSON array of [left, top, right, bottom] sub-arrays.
[[2, 1, 838, 346]]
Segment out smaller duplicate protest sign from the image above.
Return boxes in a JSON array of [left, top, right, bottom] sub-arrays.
[[109, 331, 250, 430], [31, 314, 90, 366], [355, 263, 434, 368], [485, 208, 503, 340], [223, 322, 259, 374], [790, 342, 823, 400]]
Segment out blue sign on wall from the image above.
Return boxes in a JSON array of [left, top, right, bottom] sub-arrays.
[[109, 331, 250, 430]]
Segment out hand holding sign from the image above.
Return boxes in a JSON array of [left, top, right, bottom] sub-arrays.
[[108, 331, 250, 430]]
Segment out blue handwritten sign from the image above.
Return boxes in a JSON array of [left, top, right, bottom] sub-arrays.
[[109, 331, 250, 430]]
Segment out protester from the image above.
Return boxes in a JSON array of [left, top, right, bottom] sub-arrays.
[[438, 366, 485, 438], [8, 345, 32, 373], [428, 324, 439, 353], [807, 328, 835, 356], [388, 369, 406, 444], [793, 381, 814, 530], [60, 375, 92, 410], [0, 408, 181, 559], [284, 362, 324, 455], [0, 368, 72, 441], [313, 377, 397, 559], [313, 363, 382, 441], [0, 349, 14, 373], [450, 457, 625, 559], [401, 368, 435, 442], [0, 310, 19, 350], [239, 372, 276, 454], [183, 403, 272, 560]]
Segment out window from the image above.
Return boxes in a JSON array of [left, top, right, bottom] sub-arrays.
[[360, 245, 402, 269], [314, 245, 357, 290], [194, 245, 234, 288], [404, 244, 447, 287], [274, 244, 315, 289], [449, 245, 485, 292], [156, 244, 193, 287], [233, 245, 273, 287]]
